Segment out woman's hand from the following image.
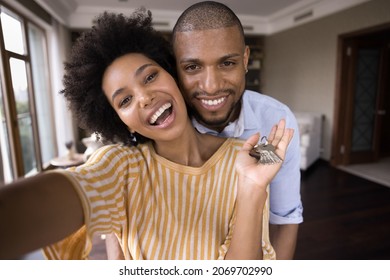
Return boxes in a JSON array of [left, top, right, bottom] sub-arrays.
[[226, 120, 293, 260], [235, 119, 294, 190]]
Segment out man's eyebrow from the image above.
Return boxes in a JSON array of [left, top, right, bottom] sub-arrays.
[[111, 63, 153, 103], [178, 53, 241, 64], [178, 57, 201, 64], [219, 53, 241, 61]]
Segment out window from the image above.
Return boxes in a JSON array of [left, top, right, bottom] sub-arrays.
[[0, 6, 56, 182]]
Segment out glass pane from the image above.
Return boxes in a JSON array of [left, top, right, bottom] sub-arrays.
[[0, 10, 25, 55], [18, 115, 35, 174], [10, 58, 29, 114], [351, 48, 379, 152], [28, 23, 56, 164], [0, 82, 14, 183], [9, 58, 37, 174]]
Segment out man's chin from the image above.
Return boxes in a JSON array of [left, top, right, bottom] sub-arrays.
[[197, 116, 231, 131]]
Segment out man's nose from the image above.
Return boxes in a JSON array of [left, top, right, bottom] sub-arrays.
[[199, 68, 221, 94]]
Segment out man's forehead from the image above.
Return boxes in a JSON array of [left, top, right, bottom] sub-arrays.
[[173, 26, 242, 47]]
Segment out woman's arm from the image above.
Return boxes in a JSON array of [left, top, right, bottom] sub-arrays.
[[0, 172, 84, 259], [225, 119, 294, 259]]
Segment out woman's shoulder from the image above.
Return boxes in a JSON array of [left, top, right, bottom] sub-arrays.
[[206, 136, 245, 155], [86, 143, 151, 163]]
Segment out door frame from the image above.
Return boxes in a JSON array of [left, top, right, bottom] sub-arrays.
[[331, 23, 390, 166]]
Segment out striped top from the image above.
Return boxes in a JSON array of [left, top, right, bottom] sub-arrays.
[[44, 138, 275, 260]]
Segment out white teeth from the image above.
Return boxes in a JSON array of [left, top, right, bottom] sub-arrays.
[[201, 97, 225, 106], [149, 102, 172, 124]]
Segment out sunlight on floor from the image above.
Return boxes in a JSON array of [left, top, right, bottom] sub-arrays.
[[337, 157, 390, 188]]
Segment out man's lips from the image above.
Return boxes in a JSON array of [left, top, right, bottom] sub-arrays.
[[197, 96, 227, 110], [200, 97, 226, 106]]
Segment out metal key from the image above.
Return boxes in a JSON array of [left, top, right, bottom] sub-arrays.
[[249, 136, 283, 165]]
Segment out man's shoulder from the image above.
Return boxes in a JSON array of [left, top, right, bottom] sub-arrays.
[[242, 90, 297, 125], [243, 90, 289, 109]]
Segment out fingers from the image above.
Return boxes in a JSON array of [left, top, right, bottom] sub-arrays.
[[267, 125, 277, 143], [269, 119, 286, 147], [277, 128, 294, 152], [243, 119, 294, 155], [242, 132, 260, 151], [267, 119, 294, 159]]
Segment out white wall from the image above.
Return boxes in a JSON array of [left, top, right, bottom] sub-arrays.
[[48, 19, 76, 156], [262, 0, 390, 160]]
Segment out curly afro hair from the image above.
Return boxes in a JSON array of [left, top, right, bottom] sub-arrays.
[[61, 9, 176, 146]]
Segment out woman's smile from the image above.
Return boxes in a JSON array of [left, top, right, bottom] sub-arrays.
[[102, 53, 188, 141]]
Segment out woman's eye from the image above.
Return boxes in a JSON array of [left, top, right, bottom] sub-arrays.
[[145, 72, 157, 84], [119, 96, 132, 108]]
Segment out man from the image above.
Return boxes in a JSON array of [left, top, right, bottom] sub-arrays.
[[171, 1, 302, 259], [106, 1, 302, 260]]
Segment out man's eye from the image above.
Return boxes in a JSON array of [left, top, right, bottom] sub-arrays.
[[222, 61, 235, 67], [184, 64, 199, 72], [119, 96, 132, 108]]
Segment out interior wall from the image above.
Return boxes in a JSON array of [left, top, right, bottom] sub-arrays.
[[262, 0, 390, 160], [48, 19, 76, 156]]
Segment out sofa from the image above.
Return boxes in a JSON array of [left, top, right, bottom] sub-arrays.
[[294, 112, 323, 170]]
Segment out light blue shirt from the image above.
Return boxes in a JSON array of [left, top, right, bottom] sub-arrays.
[[192, 90, 303, 224]]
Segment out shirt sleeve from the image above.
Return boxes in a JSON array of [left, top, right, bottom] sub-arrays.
[[43, 145, 135, 259], [233, 91, 304, 225], [269, 109, 303, 224]]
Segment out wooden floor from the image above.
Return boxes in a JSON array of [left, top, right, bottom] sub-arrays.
[[89, 160, 390, 260], [295, 160, 390, 260]]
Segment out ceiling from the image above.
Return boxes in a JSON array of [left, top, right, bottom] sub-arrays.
[[34, 0, 370, 34]]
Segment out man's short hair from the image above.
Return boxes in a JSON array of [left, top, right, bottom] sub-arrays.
[[172, 1, 245, 43]]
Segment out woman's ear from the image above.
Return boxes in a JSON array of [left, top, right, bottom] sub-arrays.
[[128, 127, 135, 134]]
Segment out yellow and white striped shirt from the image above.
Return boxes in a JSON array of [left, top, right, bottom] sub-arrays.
[[44, 138, 275, 260]]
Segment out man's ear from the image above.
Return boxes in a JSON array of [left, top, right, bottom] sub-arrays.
[[243, 45, 250, 71]]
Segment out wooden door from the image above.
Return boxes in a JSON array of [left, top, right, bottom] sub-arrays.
[[332, 26, 390, 165]]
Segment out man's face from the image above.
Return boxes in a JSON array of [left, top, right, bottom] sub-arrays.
[[173, 26, 249, 132]]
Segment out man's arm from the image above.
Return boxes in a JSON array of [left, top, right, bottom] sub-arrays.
[[267, 108, 302, 260], [269, 224, 298, 259]]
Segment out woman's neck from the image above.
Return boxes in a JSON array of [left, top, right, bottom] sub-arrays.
[[152, 124, 226, 167]]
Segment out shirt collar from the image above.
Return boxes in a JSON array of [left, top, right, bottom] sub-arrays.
[[191, 92, 257, 137]]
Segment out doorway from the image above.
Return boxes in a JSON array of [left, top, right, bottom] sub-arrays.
[[332, 24, 390, 166]]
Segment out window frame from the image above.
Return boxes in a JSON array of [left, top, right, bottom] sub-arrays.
[[0, 3, 57, 180]]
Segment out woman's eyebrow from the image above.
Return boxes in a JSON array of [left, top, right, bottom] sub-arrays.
[[135, 63, 153, 76], [111, 63, 154, 103]]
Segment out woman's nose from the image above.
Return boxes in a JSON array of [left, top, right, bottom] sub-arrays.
[[138, 92, 154, 108]]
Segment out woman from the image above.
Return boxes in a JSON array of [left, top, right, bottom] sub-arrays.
[[0, 10, 293, 260]]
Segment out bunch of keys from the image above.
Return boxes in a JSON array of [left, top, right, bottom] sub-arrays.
[[249, 136, 283, 165]]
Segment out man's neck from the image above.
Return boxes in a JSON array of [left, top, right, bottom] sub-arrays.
[[198, 101, 242, 133]]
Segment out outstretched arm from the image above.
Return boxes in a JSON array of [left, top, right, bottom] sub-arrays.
[[0, 172, 84, 259], [225, 119, 294, 260]]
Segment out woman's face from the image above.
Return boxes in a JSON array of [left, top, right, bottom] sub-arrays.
[[102, 53, 188, 142]]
